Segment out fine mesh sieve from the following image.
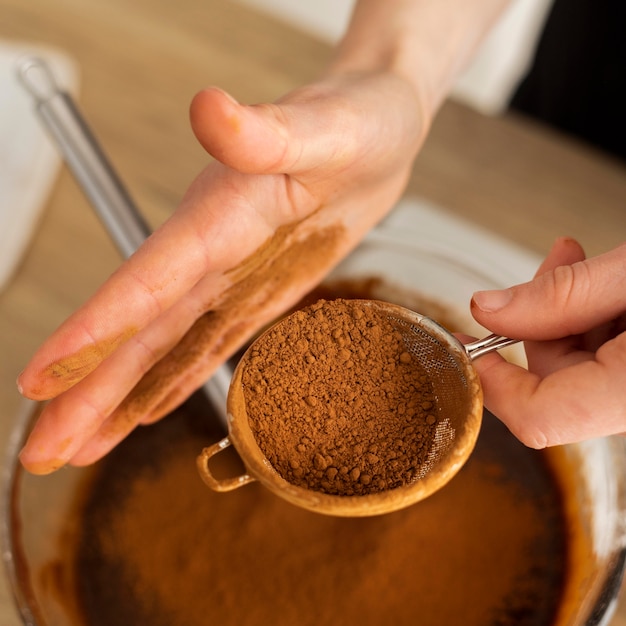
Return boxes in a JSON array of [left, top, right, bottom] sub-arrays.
[[197, 300, 518, 517]]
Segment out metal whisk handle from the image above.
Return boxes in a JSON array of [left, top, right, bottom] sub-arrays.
[[16, 56, 150, 259], [17, 56, 231, 427]]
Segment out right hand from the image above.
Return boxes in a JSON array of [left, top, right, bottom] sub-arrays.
[[471, 237, 626, 448]]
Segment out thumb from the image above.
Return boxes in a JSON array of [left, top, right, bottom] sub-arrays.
[[532, 236, 586, 278], [189, 86, 352, 177], [470, 240, 626, 341]]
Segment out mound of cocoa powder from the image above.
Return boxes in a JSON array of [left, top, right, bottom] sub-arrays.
[[242, 299, 438, 495]]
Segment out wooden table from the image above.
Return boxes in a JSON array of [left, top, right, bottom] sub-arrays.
[[0, 0, 624, 624]]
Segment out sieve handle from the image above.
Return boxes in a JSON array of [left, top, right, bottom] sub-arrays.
[[197, 437, 256, 492], [464, 333, 519, 360]]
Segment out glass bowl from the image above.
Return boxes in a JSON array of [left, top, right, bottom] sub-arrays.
[[3, 220, 626, 626]]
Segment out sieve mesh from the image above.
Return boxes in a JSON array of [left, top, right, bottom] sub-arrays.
[[222, 299, 483, 516], [387, 314, 474, 478]]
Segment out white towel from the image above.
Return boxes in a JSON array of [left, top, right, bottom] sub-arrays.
[[0, 41, 79, 291]]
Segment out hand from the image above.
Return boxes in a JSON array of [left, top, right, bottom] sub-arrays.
[[16, 70, 426, 474], [470, 237, 626, 448]]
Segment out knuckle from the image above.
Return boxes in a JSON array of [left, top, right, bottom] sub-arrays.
[[541, 261, 594, 335], [502, 411, 553, 449], [511, 424, 550, 450], [551, 261, 592, 309]]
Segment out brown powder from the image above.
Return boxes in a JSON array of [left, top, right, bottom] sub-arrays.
[[57, 397, 567, 626], [33, 326, 138, 400], [39, 281, 570, 626], [88, 222, 346, 439], [243, 299, 437, 495], [145, 221, 346, 411]]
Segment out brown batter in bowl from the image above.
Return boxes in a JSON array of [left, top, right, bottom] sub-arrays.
[[3, 234, 626, 626]]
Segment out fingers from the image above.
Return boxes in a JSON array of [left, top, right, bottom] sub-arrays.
[[471, 240, 626, 341], [189, 76, 423, 181], [22, 212, 346, 472], [470, 238, 626, 448], [18, 290, 209, 474], [532, 236, 586, 277], [190, 87, 297, 175], [17, 218, 213, 401], [472, 331, 626, 448], [190, 86, 357, 177]]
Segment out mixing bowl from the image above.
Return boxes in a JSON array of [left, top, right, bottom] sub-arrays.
[[2, 220, 626, 625]]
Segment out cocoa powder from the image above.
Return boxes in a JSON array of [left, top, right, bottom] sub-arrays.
[[242, 299, 438, 495], [38, 282, 571, 626], [59, 396, 568, 626], [102, 222, 346, 436]]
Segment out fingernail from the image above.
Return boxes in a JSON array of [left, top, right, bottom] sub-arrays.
[[18, 449, 66, 475], [471, 288, 513, 313], [216, 87, 239, 106]]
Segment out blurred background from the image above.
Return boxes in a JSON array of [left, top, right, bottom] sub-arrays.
[[0, 1, 625, 624], [239, 0, 554, 114], [240, 0, 625, 160]]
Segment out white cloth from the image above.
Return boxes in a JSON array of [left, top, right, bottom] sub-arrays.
[[0, 41, 79, 291]]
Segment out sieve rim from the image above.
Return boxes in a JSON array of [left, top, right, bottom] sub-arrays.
[[225, 300, 483, 517]]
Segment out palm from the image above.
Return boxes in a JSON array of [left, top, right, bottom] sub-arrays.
[[18, 70, 425, 472]]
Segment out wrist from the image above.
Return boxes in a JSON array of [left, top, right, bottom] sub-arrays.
[[327, 0, 509, 123]]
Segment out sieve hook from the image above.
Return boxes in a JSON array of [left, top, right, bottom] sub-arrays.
[[464, 334, 519, 360]]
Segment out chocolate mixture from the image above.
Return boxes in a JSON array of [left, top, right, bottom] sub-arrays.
[[243, 299, 438, 495]]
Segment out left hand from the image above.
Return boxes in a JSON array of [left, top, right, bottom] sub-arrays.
[[17, 70, 426, 473]]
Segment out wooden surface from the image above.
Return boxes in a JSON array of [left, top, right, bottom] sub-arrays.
[[0, 0, 625, 624]]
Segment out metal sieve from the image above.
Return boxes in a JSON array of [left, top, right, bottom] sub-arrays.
[[197, 300, 518, 517]]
